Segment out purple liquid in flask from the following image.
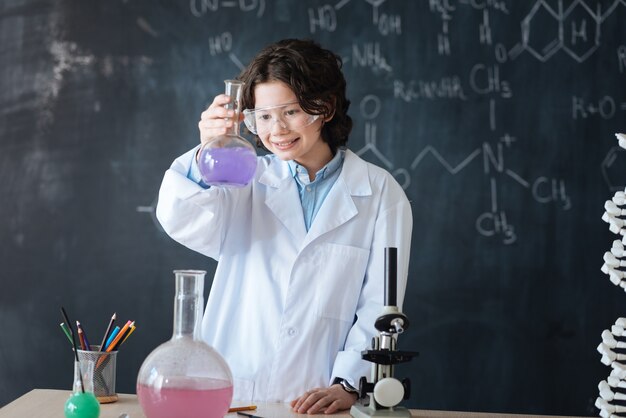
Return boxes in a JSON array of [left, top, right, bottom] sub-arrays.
[[199, 146, 257, 187]]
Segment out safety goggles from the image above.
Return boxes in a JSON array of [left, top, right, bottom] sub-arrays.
[[243, 101, 320, 135]]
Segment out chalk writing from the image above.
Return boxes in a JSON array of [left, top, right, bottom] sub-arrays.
[[469, 64, 512, 98], [190, 0, 265, 18], [308, 5, 337, 33], [207, 32, 232, 56], [572, 95, 625, 120], [352, 42, 392, 72], [602, 147, 626, 191], [393, 78, 468, 101], [140, 0, 622, 245]]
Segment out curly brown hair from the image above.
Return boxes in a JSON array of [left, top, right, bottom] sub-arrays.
[[237, 39, 352, 154]]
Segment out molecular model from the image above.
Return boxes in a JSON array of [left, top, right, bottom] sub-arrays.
[[597, 133, 626, 418]]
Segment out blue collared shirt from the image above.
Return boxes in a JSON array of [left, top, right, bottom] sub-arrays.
[[287, 149, 345, 232]]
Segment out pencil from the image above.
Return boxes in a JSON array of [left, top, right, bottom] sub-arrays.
[[236, 412, 263, 418], [60, 307, 84, 393], [99, 313, 116, 352], [120, 324, 136, 345], [60, 322, 72, 343], [76, 321, 91, 351], [106, 320, 132, 352], [77, 325, 86, 350], [228, 405, 257, 412], [96, 320, 133, 369], [104, 326, 120, 350]]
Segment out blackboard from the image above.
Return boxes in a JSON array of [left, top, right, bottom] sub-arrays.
[[1, 1, 625, 415]]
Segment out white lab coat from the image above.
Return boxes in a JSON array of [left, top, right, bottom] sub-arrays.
[[156, 147, 412, 403]]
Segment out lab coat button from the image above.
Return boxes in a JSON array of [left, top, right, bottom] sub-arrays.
[[287, 327, 298, 336]]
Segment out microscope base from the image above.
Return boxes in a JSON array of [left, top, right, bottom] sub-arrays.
[[350, 403, 412, 418]]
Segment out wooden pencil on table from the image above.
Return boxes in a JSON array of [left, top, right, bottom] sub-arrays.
[[228, 405, 257, 413]]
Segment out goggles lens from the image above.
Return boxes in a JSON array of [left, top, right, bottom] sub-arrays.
[[243, 102, 319, 135]]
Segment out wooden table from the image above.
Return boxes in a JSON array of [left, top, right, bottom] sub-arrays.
[[0, 389, 589, 418]]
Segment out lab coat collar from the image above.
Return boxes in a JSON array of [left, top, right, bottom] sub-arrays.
[[302, 150, 372, 247], [258, 150, 371, 195], [258, 149, 372, 248], [341, 149, 372, 197], [259, 158, 307, 242]]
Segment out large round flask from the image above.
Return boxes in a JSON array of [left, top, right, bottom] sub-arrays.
[[136, 270, 233, 418]]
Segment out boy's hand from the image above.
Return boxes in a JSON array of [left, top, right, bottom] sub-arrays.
[[290, 384, 358, 415], [198, 94, 242, 146]]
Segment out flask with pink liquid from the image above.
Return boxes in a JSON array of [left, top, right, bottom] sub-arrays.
[[137, 270, 233, 418]]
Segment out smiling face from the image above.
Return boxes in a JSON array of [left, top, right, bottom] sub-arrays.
[[253, 81, 333, 174]]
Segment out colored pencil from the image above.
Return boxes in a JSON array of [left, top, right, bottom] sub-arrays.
[[229, 405, 257, 412], [106, 320, 132, 352], [60, 322, 72, 344], [105, 326, 120, 349], [60, 307, 84, 393], [236, 412, 263, 418], [120, 324, 136, 345], [99, 313, 116, 352], [77, 325, 86, 350], [76, 321, 91, 351], [96, 320, 133, 369]]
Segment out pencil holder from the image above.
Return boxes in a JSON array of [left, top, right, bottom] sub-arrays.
[[77, 346, 118, 403]]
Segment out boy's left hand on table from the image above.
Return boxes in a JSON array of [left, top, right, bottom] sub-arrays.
[[290, 384, 358, 415]]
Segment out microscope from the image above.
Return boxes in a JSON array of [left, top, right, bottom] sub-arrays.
[[351, 247, 418, 418]]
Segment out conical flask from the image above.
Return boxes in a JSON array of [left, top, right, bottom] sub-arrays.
[[198, 80, 257, 187], [137, 270, 233, 418]]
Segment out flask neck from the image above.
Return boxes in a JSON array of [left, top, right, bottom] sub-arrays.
[[172, 270, 206, 340], [72, 360, 94, 394], [225, 117, 241, 136], [223, 79, 243, 137]]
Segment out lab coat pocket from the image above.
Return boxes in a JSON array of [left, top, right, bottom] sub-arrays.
[[314, 243, 370, 322]]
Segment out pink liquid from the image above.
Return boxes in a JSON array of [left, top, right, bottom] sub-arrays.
[[198, 146, 257, 187], [137, 381, 233, 418]]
